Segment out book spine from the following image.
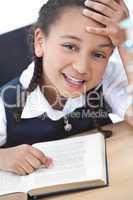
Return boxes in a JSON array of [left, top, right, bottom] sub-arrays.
[[28, 194, 38, 200]]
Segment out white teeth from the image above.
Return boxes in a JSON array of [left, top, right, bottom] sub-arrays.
[[67, 75, 83, 82], [64, 74, 85, 85]]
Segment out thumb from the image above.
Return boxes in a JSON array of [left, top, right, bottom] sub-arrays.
[[120, 0, 129, 18]]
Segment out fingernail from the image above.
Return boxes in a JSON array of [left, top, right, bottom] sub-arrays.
[[48, 162, 54, 169], [85, 0, 90, 6], [45, 158, 53, 168], [86, 27, 92, 31], [83, 9, 88, 15], [84, 0, 88, 6]]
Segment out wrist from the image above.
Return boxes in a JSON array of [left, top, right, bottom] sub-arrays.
[[0, 148, 7, 170]]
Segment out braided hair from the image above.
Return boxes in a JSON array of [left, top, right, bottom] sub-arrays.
[[13, 0, 87, 121], [14, 0, 113, 138]]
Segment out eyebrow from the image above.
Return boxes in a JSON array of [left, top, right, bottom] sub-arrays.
[[61, 35, 82, 42], [60, 35, 114, 49], [98, 44, 115, 49]]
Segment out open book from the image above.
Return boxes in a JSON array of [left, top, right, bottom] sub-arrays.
[[0, 132, 108, 199]]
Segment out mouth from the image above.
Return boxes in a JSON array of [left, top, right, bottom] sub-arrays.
[[62, 73, 86, 88]]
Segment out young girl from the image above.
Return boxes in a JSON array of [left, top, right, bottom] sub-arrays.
[[0, 0, 131, 176]]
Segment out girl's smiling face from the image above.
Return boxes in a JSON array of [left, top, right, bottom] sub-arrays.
[[35, 7, 114, 99]]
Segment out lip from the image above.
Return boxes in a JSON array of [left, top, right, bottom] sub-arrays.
[[63, 73, 86, 82], [62, 73, 86, 90]]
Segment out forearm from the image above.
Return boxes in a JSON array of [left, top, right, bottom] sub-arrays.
[[0, 148, 8, 170], [118, 46, 133, 126], [118, 45, 133, 84]]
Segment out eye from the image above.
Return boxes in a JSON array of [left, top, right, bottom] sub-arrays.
[[61, 43, 78, 51], [91, 52, 106, 59]]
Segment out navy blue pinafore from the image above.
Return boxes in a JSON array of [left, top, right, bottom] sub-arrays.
[[0, 78, 112, 147]]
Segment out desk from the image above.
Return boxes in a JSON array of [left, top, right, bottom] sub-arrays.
[[44, 122, 133, 200], [0, 122, 133, 200]]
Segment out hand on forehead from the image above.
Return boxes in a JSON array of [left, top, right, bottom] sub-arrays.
[[83, 0, 129, 46]]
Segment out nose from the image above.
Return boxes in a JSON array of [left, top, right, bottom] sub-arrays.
[[72, 54, 90, 74]]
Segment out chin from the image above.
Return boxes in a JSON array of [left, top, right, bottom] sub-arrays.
[[59, 89, 83, 99]]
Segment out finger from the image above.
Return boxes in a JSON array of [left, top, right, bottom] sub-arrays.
[[86, 26, 109, 36], [14, 166, 27, 176], [83, 9, 111, 26], [84, 0, 114, 18], [86, 26, 119, 39], [21, 159, 35, 174], [110, 0, 129, 19], [25, 154, 42, 170], [29, 146, 49, 166], [45, 157, 54, 168], [84, 0, 119, 11], [119, 0, 129, 18]]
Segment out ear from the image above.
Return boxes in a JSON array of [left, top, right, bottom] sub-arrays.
[[34, 28, 45, 57]]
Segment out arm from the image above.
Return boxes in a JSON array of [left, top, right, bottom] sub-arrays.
[[0, 145, 53, 175], [102, 60, 130, 120], [118, 44, 133, 126], [83, 0, 133, 127], [0, 97, 53, 175], [0, 97, 7, 146]]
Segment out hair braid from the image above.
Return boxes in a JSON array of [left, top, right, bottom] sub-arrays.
[[27, 56, 43, 93], [13, 0, 107, 123], [13, 56, 43, 122]]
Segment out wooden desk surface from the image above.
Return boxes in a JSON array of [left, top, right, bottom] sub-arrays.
[[44, 122, 133, 200]]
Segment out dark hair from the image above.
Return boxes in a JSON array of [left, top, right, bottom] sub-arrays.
[[14, 0, 86, 121], [28, 0, 108, 94], [14, 0, 113, 138], [28, 0, 86, 93]]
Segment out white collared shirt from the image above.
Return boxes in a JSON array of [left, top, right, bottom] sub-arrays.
[[0, 58, 131, 146]]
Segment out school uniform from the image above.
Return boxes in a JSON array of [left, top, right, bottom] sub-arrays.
[[0, 60, 131, 147]]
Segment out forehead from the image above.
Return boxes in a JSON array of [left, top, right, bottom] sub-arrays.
[[48, 7, 110, 44], [59, 7, 105, 29]]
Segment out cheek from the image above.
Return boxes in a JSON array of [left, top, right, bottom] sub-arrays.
[[44, 48, 70, 72], [91, 63, 107, 83], [42, 52, 70, 84]]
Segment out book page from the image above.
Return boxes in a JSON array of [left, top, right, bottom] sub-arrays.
[[0, 170, 29, 196], [0, 133, 106, 196], [28, 133, 106, 190], [0, 193, 27, 200]]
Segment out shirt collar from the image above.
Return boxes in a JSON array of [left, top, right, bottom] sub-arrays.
[[20, 62, 85, 120]]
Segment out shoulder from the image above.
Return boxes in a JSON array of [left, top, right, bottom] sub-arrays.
[[0, 77, 21, 93], [19, 62, 34, 89], [0, 96, 7, 147], [0, 96, 6, 124], [0, 62, 34, 103], [0, 96, 5, 111], [0, 78, 21, 109], [0, 62, 34, 93]]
